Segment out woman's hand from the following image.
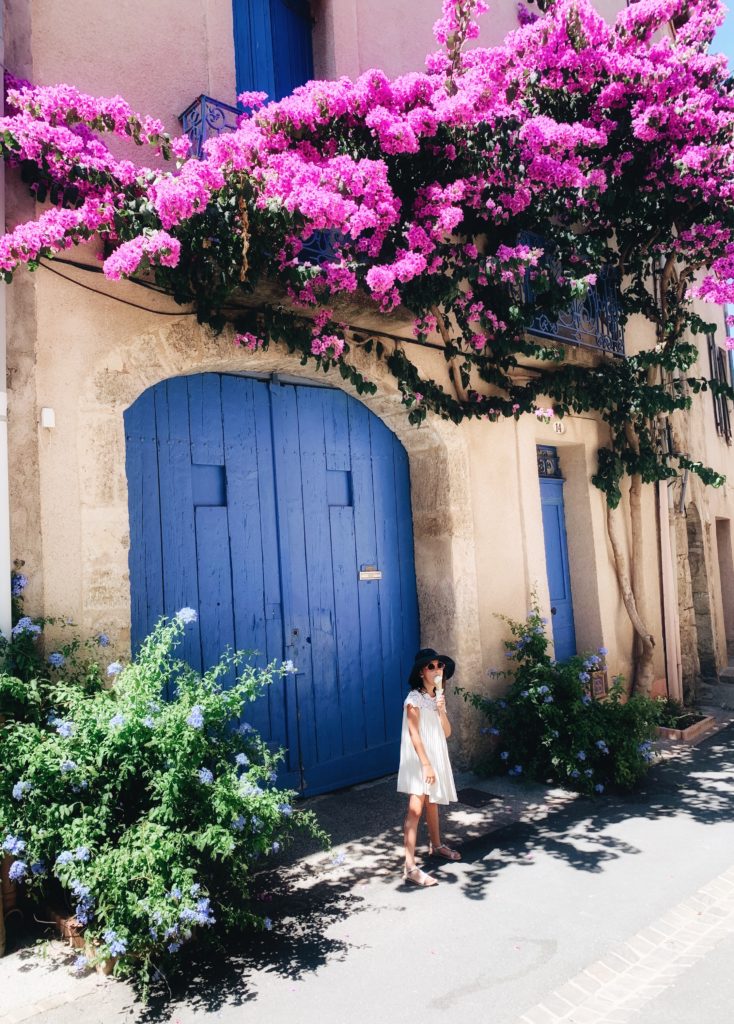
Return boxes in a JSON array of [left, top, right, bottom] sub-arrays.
[[422, 763, 436, 785], [436, 692, 447, 716]]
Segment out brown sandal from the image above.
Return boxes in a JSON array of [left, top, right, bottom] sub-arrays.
[[403, 865, 439, 887], [428, 842, 462, 861]]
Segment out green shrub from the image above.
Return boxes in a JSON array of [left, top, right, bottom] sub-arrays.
[[0, 611, 327, 993], [457, 604, 661, 794]]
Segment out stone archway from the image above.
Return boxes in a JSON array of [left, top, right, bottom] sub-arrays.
[[76, 317, 483, 761]]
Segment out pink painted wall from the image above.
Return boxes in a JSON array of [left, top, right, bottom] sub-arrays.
[[312, 0, 628, 81]]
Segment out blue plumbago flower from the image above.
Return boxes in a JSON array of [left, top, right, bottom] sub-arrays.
[[11, 616, 41, 638], [72, 955, 89, 974], [2, 834, 26, 856], [108, 713, 125, 729], [168, 886, 182, 901], [96, 633, 110, 647], [509, 765, 523, 776], [71, 780, 89, 793], [31, 860, 46, 876], [263, 917, 273, 931], [544, 696, 554, 703], [195, 897, 215, 925], [168, 942, 182, 953], [71, 880, 95, 925], [578, 672, 591, 683], [268, 770, 278, 783], [103, 930, 127, 957], [589, 655, 601, 667], [498, 700, 507, 709], [282, 659, 296, 673], [582, 660, 594, 671], [584, 769, 593, 777], [60, 759, 77, 773], [551, 729, 560, 738], [164, 925, 180, 940], [577, 751, 587, 761], [235, 753, 249, 767], [106, 662, 123, 677], [239, 721, 254, 734], [251, 816, 263, 831], [278, 803, 293, 817], [176, 607, 198, 624], [488, 726, 500, 735], [581, 694, 592, 706], [520, 689, 530, 698], [74, 846, 90, 862], [186, 705, 204, 729], [56, 720, 74, 738], [12, 780, 32, 800], [232, 815, 246, 832], [48, 652, 65, 668], [198, 768, 214, 785], [271, 841, 281, 854], [190, 883, 201, 896], [55, 850, 74, 866], [570, 769, 580, 779], [331, 851, 347, 866], [595, 783, 605, 793], [500, 751, 509, 760], [598, 647, 608, 656], [480, 726, 490, 735], [538, 685, 550, 694], [11, 573, 28, 597], [8, 860, 28, 882], [142, 716, 155, 728], [596, 740, 609, 753], [241, 781, 263, 797], [148, 701, 160, 714]]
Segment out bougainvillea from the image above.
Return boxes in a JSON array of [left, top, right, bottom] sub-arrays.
[[0, 0, 733, 510]]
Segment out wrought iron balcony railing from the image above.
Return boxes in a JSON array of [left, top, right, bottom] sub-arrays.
[[179, 95, 240, 159], [520, 231, 625, 357]]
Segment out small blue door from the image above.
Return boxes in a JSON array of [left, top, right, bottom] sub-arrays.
[[232, 0, 313, 103], [539, 472, 576, 662], [124, 374, 420, 796]]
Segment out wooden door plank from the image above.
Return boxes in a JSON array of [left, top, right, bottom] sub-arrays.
[[392, 440, 420, 700], [195, 505, 236, 686], [296, 387, 341, 764], [154, 379, 202, 675], [329, 505, 366, 756], [347, 398, 385, 749]]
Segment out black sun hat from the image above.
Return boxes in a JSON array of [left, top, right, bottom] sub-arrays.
[[408, 647, 456, 688]]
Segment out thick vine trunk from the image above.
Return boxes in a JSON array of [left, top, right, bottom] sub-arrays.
[[606, 497, 656, 696]]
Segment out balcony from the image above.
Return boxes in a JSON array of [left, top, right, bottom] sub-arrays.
[[179, 95, 240, 159], [520, 231, 625, 357]]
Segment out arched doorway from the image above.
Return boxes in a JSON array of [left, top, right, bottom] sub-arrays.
[[124, 372, 420, 796]]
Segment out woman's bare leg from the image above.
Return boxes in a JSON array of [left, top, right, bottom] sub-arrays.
[[403, 794, 425, 869], [424, 800, 442, 848]]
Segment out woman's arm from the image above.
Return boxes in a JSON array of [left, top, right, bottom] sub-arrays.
[[406, 705, 436, 784], [436, 693, 451, 738]]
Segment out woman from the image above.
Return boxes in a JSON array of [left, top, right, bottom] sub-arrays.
[[397, 647, 460, 887]]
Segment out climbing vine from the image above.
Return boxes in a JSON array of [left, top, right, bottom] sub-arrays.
[[1, 0, 733, 518]]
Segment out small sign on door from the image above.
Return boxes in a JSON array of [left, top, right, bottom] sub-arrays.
[[359, 564, 382, 581]]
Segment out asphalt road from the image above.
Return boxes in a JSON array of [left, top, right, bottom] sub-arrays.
[[3, 725, 733, 1024]]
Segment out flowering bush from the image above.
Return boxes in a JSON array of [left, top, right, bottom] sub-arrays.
[[0, 0, 732, 505], [458, 604, 661, 794], [0, 612, 327, 993]]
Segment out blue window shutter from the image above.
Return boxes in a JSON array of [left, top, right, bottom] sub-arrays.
[[232, 0, 276, 101], [232, 0, 313, 103], [270, 0, 314, 100]]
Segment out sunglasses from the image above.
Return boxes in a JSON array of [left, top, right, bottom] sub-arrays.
[[426, 660, 445, 670]]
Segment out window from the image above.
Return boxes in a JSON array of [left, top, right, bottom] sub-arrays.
[[707, 332, 732, 444], [232, 0, 314, 104]]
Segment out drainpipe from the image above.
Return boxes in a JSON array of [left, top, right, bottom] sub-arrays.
[[0, 6, 9, 642], [659, 479, 683, 701]]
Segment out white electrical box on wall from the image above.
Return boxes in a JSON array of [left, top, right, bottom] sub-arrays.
[[40, 408, 56, 429]]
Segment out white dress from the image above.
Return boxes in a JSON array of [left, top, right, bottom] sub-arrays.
[[396, 689, 458, 805]]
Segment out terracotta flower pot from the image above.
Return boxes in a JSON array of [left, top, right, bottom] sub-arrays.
[[656, 714, 716, 743], [46, 906, 116, 975]]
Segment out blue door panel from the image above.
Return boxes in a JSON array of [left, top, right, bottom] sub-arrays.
[[539, 477, 576, 662], [126, 373, 420, 796], [233, 0, 313, 103]]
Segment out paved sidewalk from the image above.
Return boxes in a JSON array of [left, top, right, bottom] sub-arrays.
[[2, 724, 733, 1024]]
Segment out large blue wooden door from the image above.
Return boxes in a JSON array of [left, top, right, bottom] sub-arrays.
[[124, 374, 419, 796], [539, 470, 576, 662]]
